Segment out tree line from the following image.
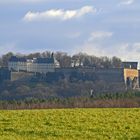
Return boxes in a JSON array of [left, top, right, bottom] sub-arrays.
[[0, 51, 122, 68]]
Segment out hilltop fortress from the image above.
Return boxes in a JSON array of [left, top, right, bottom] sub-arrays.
[[0, 54, 139, 90], [0, 53, 140, 89]]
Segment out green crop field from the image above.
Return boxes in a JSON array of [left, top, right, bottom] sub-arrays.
[[0, 109, 140, 140]]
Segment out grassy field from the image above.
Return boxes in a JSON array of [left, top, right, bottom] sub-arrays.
[[0, 109, 140, 140]]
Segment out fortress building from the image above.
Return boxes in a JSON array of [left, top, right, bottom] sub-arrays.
[[7, 55, 140, 89], [8, 54, 60, 74]]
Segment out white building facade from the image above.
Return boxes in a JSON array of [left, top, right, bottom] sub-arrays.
[[8, 55, 60, 74]]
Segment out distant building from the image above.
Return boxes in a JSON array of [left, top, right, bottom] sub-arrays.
[[8, 54, 60, 74], [8, 56, 27, 72], [122, 62, 138, 69], [71, 60, 83, 67], [0, 67, 11, 83]]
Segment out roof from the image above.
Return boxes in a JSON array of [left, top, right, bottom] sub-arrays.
[[34, 57, 55, 64], [9, 56, 27, 62], [122, 62, 138, 64], [122, 61, 138, 69], [9, 56, 55, 64]]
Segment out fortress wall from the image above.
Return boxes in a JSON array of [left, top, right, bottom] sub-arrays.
[[10, 68, 139, 88], [56, 67, 125, 83], [11, 72, 34, 81], [0, 68, 11, 82], [95, 68, 124, 83]]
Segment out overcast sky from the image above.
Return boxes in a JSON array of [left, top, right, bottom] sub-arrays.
[[0, 0, 140, 61]]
